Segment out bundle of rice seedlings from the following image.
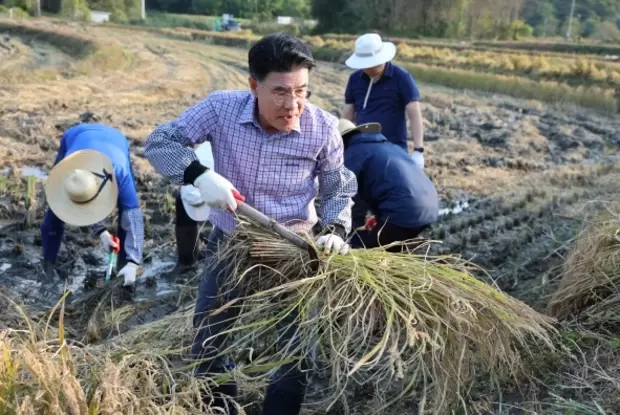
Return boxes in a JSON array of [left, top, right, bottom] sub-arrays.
[[0, 296, 220, 415], [547, 211, 620, 320], [211, 219, 558, 413]]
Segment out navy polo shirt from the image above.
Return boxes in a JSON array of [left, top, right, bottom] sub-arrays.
[[344, 62, 420, 151]]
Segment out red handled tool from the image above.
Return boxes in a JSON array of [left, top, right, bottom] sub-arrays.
[[104, 236, 121, 285], [365, 216, 377, 231]]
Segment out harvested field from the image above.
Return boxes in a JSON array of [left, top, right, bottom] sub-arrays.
[[1, 16, 620, 414]]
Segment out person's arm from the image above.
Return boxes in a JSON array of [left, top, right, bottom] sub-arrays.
[[341, 76, 356, 122], [120, 209, 144, 265], [343, 148, 366, 231], [53, 132, 68, 166], [351, 194, 368, 230], [401, 73, 423, 153], [407, 101, 424, 151], [341, 104, 356, 122], [317, 126, 358, 237], [117, 173, 144, 265], [144, 97, 219, 186]]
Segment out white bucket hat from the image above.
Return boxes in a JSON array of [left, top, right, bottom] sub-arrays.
[[45, 150, 118, 227], [338, 119, 382, 138], [181, 142, 215, 222], [345, 33, 396, 70]]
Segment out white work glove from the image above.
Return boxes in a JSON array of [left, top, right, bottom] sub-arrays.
[[180, 185, 204, 206], [411, 151, 424, 169], [316, 234, 350, 255], [99, 230, 119, 252], [118, 262, 138, 286], [193, 170, 239, 211]]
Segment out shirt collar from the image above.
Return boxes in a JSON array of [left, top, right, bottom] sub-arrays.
[[361, 61, 394, 81], [238, 92, 302, 134], [238, 93, 258, 126]]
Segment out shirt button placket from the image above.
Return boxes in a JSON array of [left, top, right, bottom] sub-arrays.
[[253, 131, 270, 208]]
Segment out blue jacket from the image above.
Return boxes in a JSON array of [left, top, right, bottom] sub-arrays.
[[57, 123, 140, 211], [48, 123, 144, 265], [344, 132, 438, 228]]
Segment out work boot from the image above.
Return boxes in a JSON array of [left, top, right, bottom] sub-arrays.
[[41, 260, 60, 283]]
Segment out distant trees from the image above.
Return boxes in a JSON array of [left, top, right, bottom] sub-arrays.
[[312, 0, 620, 41], [20, 0, 620, 42]]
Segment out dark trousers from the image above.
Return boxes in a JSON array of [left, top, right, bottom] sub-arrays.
[[191, 227, 311, 415], [40, 206, 127, 269], [350, 220, 430, 252], [174, 193, 200, 265]]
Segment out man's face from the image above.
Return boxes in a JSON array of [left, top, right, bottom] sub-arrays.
[[250, 67, 309, 134], [363, 64, 385, 78]]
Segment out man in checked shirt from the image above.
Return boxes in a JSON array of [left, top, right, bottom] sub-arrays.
[[144, 33, 357, 415]]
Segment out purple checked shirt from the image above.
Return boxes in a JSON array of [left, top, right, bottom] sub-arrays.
[[144, 90, 357, 236]]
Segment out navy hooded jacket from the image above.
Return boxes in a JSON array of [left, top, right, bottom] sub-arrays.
[[344, 131, 438, 228]]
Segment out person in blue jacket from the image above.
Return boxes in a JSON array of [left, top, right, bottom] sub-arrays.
[[40, 123, 144, 287], [338, 119, 438, 251]]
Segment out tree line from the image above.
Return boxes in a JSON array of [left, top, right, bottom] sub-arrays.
[[2, 0, 619, 41], [313, 0, 620, 40]]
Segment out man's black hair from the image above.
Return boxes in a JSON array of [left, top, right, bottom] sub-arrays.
[[248, 32, 316, 82]]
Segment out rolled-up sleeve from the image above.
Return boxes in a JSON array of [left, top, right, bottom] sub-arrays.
[[121, 208, 144, 265], [317, 128, 357, 235], [117, 170, 144, 265], [144, 97, 219, 186]]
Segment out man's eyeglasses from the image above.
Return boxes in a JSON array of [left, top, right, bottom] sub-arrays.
[[259, 84, 312, 107]]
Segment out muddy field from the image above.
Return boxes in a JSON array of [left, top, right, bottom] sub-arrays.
[[2, 18, 620, 414]]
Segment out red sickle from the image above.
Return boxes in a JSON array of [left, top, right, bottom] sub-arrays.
[[365, 216, 377, 231], [232, 189, 245, 202], [111, 236, 121, 254], [227, 189, 246, 214]]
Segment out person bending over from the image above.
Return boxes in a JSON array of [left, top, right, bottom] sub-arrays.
[[339, 119, 438, 251], [41, 123, 144, 287]]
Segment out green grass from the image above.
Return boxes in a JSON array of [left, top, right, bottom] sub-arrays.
[[130, 11, 249, 31]]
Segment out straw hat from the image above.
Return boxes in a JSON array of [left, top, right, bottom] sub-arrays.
[[181, 142, 215, 222], [338, 119, 382, 138], [45, 150, 118, 227], [345, 33, 396, 70]]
